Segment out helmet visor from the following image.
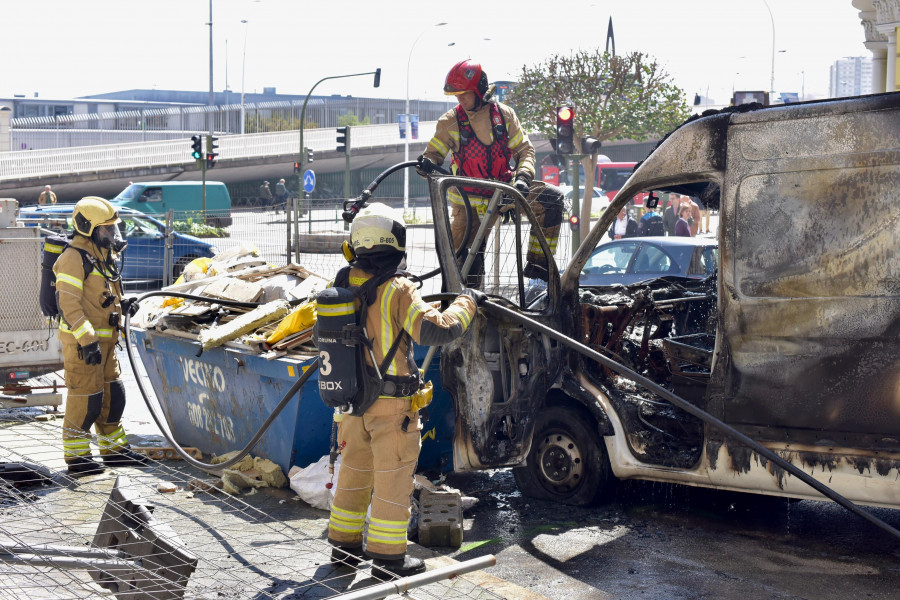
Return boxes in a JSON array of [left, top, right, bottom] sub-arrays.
[[93, 223, 127, 252]]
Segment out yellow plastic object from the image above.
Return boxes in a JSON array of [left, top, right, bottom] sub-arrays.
[[173, 256, 213, 285], [411, 379, 434, 412], [162, 297, 184, 308], [266, 300, 317, 345]]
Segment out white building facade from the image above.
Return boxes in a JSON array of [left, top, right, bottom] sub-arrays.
[[853, 0, 900, 93]]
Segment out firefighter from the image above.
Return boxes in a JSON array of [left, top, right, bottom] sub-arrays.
[[327, 203, 486, 577], [54, 196, 146, 475], [417, 59, 564, 285]]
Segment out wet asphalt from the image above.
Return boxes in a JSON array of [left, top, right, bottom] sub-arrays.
[[115, 345, 900, 600]]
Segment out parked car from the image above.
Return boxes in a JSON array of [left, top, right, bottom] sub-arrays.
[[19, 204, 217, 282], [110, 181, 233, 227], [579, 236, 717, 287], [558, 185, 611, 212]]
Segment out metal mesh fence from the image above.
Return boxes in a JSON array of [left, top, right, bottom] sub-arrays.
[[0, 410, 505, 599], [135, 197, 578, 300]]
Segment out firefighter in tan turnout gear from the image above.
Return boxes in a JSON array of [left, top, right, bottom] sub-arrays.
[[327, 203, 486, 577], [53, 196, 146, 475], [417, 59, 564, 284]]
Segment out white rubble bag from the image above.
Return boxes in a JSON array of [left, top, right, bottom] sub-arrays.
[[288, 454, 341, 510]]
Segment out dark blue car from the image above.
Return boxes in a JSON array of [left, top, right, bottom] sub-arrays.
[[20, 204, 218, 282]]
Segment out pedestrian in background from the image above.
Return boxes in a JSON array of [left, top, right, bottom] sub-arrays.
[[608, 207, 638, 240], [38, 185, 57, 205], [258, 180, 273, 209], [663, 194, 679, 236], [675, 205, 692, 237], [687, 196, 702, 237], [275, 179, 288, 213], [637, 205, 665, 236]]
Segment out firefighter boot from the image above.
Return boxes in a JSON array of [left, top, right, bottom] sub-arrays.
[[330, 545, 364, 568], [372, 555, 426, 578], [523, 262, 549, 281], [102, 447, 151, 467], [67, 455, 106, 476]]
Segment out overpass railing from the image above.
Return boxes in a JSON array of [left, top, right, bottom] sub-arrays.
[[0, 122, 437, 183]]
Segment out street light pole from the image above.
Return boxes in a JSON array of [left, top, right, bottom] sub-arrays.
[[762, 0, 775, 95], [404, 22, 447, 212], [240, 19, 248, 135], [294, 69, 381, 258]]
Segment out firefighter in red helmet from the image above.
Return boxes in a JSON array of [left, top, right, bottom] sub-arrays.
[[417, 59, 564, 285]]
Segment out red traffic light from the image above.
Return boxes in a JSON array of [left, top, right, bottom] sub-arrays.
[[568, 214, 579, 231], [293, 161, 300, 174], [557, 106, 574, 123]]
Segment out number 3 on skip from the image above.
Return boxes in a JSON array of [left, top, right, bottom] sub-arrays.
[[319, 351, 332, 375]]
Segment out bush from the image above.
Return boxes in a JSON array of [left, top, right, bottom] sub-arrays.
[[173, 218, 229, 238]]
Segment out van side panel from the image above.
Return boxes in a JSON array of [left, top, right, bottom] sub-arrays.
[[717, 98, 900, 447]]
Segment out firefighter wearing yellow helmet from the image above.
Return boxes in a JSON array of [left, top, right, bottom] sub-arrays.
[[327, 202, 486, 577], [417, 59, 564, 285], [53, 196, 146, 475]]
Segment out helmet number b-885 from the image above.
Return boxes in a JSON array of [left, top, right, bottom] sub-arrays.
[[319, 351, 332, 376]]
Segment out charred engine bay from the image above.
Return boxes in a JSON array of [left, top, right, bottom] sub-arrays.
[[578, 277, 717, 469]]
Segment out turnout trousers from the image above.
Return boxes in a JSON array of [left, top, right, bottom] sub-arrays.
[[449, 180, 563, 269], [328, 397, 422, 560], [60, 341, 129, 463]]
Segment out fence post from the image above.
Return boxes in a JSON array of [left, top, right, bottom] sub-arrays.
[[164, 209, 175, 287], [285, 194, 293, 264]]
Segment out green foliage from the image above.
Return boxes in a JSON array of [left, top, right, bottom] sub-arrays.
[[244, 114, 317, 133], [337, 112, 371, 127], [507, 49, 689, 144], [173, 218, 230, 238]]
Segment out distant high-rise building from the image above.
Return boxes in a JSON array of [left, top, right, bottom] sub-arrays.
[[829, 57, 873, 97]]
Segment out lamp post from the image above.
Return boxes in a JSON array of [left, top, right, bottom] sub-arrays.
[[293, 69, 381, 259], [404, 22, 447, 211], [762, 0, 775, 95], [240, 19, 248, 135]]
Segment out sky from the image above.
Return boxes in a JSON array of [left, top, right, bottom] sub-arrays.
[[0, 0, 869, 107]]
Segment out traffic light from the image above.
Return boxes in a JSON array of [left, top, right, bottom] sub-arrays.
[[305, 147, 314, 164], [206, 135, 219, 169], [293, 161, 300, 174], [568, 214, 579, 231], [581, 137, 601, 155], [190, 135, 202, 160], [556, 105, 575, 154], [336, 126, 349, 153]]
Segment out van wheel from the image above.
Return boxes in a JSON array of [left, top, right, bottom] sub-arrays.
[[174, 255, 198, 279], [513, 405, 614, 506]]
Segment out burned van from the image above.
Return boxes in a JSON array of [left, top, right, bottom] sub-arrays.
[[431, 92, 900, 508]]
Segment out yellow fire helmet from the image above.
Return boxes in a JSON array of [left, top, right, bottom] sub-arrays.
[[350, 202, 406, 255], [72, 196, 120, 237]]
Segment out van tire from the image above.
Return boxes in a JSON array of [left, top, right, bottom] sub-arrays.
[[513, 405, 614, 506]]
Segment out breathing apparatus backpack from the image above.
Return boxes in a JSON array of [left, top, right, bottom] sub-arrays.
[[39, 233, 95, 319], [313, 266, 420, 415]]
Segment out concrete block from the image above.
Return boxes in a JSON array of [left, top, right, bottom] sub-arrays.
[[418, 488, 463, 548]]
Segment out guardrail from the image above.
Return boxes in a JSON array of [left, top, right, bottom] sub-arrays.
[[0, 122, 437, 183]]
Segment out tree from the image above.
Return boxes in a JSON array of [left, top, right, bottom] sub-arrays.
[[507, 49, 689, 238], [337, 112, 371, 127]]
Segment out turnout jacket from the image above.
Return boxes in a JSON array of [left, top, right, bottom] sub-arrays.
[[347, 267, 476, 378], [424, 101, 535, 205], [53, 235, 123, 347]]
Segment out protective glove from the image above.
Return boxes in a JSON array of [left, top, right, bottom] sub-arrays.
[[499, 195, 515, 224], [461, 287, 488, 306], [81, 342, 102, 366], [415, 154, 437, 179], [514, 173, 532, 196], [120, 296, 140, 318]]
